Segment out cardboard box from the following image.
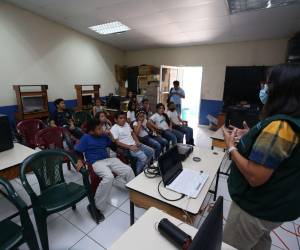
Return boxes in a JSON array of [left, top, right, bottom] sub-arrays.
[[147, 74, 160, 82], [119, 80, 125, 87], [119, 86, 127, 97], [138, 76, 148, 87], [139, 65, 153, 75], [115, 65, 127, 82], [138, 65, 159, 75]]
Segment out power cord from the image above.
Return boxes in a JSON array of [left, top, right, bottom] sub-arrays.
[[144, 164, 160, 178], [157, 180, 185, 201]]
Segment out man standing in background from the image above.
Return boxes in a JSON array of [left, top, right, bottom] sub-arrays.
[[169, 80, 185, 115]]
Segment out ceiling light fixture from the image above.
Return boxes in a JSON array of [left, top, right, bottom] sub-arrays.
[[227, 0, 300, 14], [89, 21, 130, 35]]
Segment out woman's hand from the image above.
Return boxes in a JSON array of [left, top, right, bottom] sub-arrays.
[[229, 121, 249, 140], [223, 127, 237, 148]]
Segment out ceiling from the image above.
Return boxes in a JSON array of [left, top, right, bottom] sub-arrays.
[[5, 0, 300, 50]]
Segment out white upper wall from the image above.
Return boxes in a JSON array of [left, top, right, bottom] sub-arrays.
[[0, 2, 125, 106], [125, 39, 287, 100]]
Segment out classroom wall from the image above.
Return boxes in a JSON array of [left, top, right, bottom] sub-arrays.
[[125, 39, 288, 124], [0, 2, 124, 123]]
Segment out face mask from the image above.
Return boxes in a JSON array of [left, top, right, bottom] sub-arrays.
[[259, 84, 269, 104]]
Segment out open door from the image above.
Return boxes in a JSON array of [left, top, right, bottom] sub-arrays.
[[160, 65, 203, 128], [159, 65, 183, 105]]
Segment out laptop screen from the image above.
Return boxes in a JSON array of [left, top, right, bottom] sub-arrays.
[[158, 146, 182, 186], [189, 196, 223, 250]]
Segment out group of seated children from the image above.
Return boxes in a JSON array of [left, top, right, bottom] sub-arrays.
[[49, 95, 194, 220]]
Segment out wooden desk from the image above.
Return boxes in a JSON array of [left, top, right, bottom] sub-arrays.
[[211, 126, 226, 151], [0, 143, 37, 180], [126, 147, 225, 225], [109, 207, 236, 250]]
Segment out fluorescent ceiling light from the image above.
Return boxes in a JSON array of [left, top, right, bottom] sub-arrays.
[[227, 0, 300, 14], [89, 21, 130, 35]]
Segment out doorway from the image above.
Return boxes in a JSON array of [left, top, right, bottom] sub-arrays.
[[160, 65, 203, 130]]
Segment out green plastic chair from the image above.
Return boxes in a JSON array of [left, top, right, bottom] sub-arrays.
[[0, 177, 39, 250], [74, 111, 93, 129], [20, 149, 100, 250]]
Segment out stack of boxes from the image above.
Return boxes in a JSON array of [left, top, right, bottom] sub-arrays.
[[115, 65, 127, 96], [115, 64, 160, 112], [138, 65, 160, 112]]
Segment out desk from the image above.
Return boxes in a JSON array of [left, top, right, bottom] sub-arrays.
[[126, 147, 225, 225], [210, 126, 226, 151], [109, 207, 236, 250], [0, 143, 37, 180]]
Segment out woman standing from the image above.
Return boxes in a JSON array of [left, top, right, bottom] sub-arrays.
[[223, 64, 300, 250]]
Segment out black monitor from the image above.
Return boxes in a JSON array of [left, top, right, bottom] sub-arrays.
[[22, 96, 44, 113], [158, 146, 182, 186], [107, 95, 121, 109], [189, 196, 223, 250], [82, 95, 93, 106]]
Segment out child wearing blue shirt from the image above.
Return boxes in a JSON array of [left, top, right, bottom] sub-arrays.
[[75, 119, 134, 216]]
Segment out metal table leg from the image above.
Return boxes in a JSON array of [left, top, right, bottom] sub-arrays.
[[130, 201, 135, 225]]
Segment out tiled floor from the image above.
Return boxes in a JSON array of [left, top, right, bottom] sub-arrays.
[[0, 126, 299, 249]]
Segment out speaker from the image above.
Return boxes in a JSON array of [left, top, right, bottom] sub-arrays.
[[0, 114, 14, 152], [287, 33, 300, 63]]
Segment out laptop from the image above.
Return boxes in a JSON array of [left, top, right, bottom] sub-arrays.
[[189, 196, 223, 250], [158, 146, 208, 198]]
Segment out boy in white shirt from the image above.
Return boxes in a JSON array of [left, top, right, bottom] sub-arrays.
[[111, 111, 154, 174], [133, 110, 168, 159], [148, 103, 183, 145], [167, 102, 194, 145]]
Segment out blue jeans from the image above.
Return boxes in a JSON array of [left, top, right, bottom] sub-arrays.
[[140, 135, 168, 159], [129, 143, 154, 174], [161, 129, 183, 145], [173, 125, 194, 145], [175, 104, 181, 114]]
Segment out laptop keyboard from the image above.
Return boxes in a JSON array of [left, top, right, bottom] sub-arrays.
[[167, 169, 209, 198]]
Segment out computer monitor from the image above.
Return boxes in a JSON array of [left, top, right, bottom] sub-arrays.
[[189, 196, 223, 250], [22, 96, 44, 113], [107, 95, 121, 109], [158, 146, 182, 186], [82, 95, 93, 106]]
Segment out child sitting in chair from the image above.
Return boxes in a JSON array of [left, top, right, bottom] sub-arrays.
[[167, 102, 194, 145], [110, 111, 154, 175], [75, 119, 134, 218]]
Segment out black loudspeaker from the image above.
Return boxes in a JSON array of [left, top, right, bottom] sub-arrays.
[[0, 114, 14, 152], [287, 33, 300, 63]]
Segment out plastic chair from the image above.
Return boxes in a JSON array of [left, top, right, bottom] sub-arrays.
[[35, 127, 73, 170], [20, 149, 100, 250], [16, 119, 46, 148], [0, 177, 39, 250]]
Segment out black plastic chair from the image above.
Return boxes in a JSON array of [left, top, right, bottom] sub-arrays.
[[20, 149, 100, 250], [0, 177, 39, 250]]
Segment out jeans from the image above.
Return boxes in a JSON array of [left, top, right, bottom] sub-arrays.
[[175, 104, 181, 114], [140, 135, 168, 159], [161, 129, 183, 145], [129, 143, 154, 174], [173, 125, 194, 145]]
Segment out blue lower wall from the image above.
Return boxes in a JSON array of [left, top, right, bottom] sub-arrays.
[[199, 99, 224, 125], [0, 99, 77, 126]]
